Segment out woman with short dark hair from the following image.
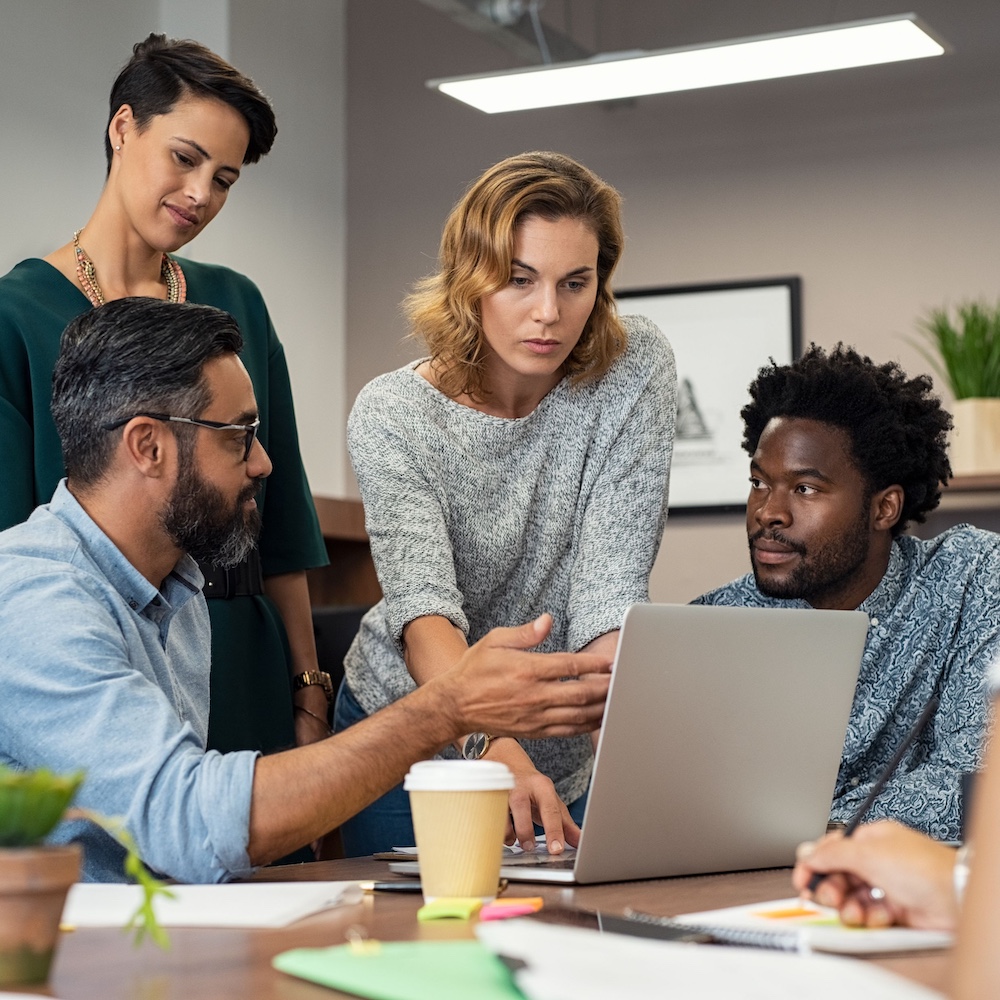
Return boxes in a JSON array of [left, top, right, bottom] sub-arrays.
[[0, 35, 329, 777]]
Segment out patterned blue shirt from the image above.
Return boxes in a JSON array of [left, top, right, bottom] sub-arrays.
[[694, 525, 1000, 842], [0, 482, 258, 882]]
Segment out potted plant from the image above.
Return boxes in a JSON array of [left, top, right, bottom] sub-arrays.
[[915, 302, 1000, 476], [0, 765, 168, 986]]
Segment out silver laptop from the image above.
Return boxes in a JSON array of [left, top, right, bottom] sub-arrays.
[[391, 602, 868, 885]]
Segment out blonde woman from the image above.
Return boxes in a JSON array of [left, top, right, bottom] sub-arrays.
[[336, 151, 677, 856]]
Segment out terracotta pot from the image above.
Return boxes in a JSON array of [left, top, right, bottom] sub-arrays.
[[0, 844, 81, 985], [950, 398, 1000, 476]]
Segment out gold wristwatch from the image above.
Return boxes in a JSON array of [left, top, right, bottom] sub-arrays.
[[292, 670, 334, 703]]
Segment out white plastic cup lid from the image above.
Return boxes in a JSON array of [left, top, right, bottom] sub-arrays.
[[403, 759, 514, 792]]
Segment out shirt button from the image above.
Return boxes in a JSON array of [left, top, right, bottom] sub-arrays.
[[850, 777, 860, 786], [870, 617, 879, 627], [128, 599, 138, 610]]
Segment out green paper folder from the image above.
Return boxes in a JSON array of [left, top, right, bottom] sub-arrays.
[[272, 940, 525, 1000]]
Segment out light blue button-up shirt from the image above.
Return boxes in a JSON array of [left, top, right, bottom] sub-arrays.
[[0, 481, 258, 882]]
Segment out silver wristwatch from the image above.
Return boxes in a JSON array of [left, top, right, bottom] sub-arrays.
[[462, 732, 493, 760]]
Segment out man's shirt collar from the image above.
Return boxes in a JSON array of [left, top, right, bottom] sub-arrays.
[[48, 480, 203, 616]]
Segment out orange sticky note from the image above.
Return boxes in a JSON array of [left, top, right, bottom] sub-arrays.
[[752, 906, 821, 920]]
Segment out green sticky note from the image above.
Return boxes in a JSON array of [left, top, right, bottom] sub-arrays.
[[272, 940, 524, 1000], [417, 897, 484, 921]]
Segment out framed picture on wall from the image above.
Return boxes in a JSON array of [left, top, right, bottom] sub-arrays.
[[616, 277, 802, 514]]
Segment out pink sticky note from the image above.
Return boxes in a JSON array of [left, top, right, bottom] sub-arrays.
[[479, 902, 541, 921]]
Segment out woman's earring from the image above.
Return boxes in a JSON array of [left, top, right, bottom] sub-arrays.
[[115, 145, 121, 151]]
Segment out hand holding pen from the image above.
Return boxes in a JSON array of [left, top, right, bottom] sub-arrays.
[[793, 818, 961, 930], [805, 695, 940, 893], [792, 697, 953, 927]]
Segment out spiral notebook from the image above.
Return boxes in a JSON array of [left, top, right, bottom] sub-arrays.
[[642, 897, 953, 954]]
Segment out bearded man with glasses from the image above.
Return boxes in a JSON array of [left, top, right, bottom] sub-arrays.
[[0, 297, 612, 883]]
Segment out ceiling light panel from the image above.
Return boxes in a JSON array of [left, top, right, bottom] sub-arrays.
[[429, 14, 948, 114]]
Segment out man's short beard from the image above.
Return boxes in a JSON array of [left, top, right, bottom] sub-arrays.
[[749, 503, 871, 606], [162, 446, 262, 569]]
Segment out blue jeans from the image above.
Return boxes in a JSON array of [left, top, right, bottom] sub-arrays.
[[333, 678, 589, 857]]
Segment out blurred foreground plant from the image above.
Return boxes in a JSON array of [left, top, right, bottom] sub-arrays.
[[0, 765, 172, 948]]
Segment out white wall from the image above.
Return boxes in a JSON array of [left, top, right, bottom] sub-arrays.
[[0, 0, 347, 495], [0, 1, 158, 266], [193, 0, 347, 496], [159, 0, 229, 56]]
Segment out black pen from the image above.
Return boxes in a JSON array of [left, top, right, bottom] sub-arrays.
[[806, 695, 940, 894], [359, 880, 423, 893]]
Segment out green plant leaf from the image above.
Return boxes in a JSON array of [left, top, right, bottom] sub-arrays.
[[911, 302, 1000, 398], [0, 766, 84, 846], [67, 808, 173, 950], [0, 768, 170, 949]]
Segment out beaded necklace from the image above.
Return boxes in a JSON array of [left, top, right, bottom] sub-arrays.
[[72, 229, 187, 307]]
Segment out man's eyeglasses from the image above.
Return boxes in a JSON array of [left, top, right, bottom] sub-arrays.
[[102, 412, 261, 462]]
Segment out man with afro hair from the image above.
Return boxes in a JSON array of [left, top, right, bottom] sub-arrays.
[[695, 344, 1000, 843]]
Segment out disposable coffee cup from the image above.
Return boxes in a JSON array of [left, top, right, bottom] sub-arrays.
[[404, 759, 514, 903]]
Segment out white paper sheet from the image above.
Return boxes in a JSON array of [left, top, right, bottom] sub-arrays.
[[62, 880, 363, 928], [477, 920, 944, 1000], [0, 994, 68, 999]]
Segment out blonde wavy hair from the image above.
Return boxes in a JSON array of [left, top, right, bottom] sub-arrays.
[[405, 151, 628, 401]]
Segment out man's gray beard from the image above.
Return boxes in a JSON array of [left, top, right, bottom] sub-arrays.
[[199, 506, 260, 568], [161, 452, 262, 569]]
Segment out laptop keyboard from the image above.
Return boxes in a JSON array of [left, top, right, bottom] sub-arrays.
[[501, 850, 578, 870]]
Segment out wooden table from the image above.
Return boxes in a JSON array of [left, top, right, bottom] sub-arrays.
[[38, 857, 950, 999]]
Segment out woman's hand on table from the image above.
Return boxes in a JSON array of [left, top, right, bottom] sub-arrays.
[[488, 739, 579, 854], [417, 613, 611, 853]]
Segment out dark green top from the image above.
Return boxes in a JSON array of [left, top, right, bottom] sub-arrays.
[[0, 257, 328, 755]]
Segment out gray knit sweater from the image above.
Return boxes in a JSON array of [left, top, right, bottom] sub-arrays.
[[344, 314, 677, 804]]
